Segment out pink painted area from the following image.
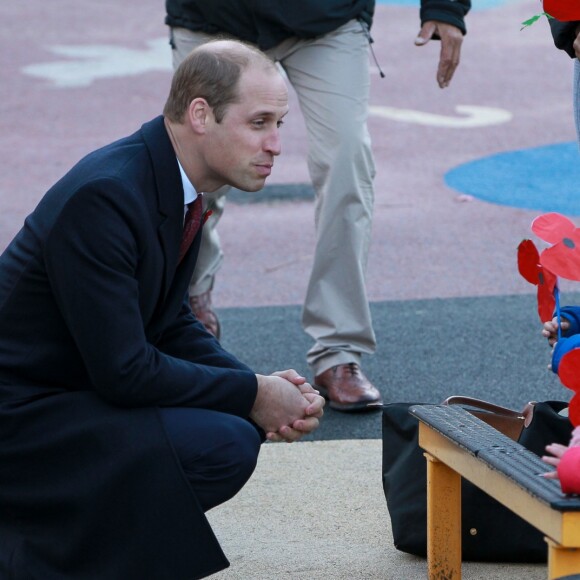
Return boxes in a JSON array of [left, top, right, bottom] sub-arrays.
[[0, 0, 576, 308]]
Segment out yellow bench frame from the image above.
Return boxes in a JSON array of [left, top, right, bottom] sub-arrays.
[[414, 409, 580, 579]]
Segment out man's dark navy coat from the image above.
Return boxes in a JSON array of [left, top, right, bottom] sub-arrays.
[[0, 117, 258, 579]]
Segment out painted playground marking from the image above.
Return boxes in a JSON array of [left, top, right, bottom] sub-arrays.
[[445, 142, 580, 216], [22, 38, 171, 88], [22, 41, 513, 131], [369, 105, 512, 128]]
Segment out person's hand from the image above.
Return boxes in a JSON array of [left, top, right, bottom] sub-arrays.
[[250, 373, 307, 435], [265, 369, 325, 442], [270, 369, 324, 417], [250, 372, 325, 442], [541, 427, 580, 480], [542, 442, 569, 480], [271, 369, 316, 392], [542, 316, 570, 347], [569, 425, 580, 447], [268, 391, 326, 443], [415, 21, 463, 88]]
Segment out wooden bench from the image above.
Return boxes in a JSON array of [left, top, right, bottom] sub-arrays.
[[410, 404, 580, 580]]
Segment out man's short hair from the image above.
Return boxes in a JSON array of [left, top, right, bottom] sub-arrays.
[[163, 40, 276, 124]]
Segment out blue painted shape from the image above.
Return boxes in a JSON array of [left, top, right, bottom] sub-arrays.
[[444, 142, 580, 216], [377, 0, 521, 10]]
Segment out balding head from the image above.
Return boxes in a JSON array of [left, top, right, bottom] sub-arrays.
[[163, 39, 278, 124]]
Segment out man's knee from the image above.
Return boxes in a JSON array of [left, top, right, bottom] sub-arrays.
[[159, 408, 261, 501], [217, 416, 262, 484], [190, 416, 261, 510]]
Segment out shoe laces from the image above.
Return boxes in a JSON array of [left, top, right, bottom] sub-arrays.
[[341, 363, 361, 377]]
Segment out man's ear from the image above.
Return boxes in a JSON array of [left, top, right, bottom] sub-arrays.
[[187, 98, 211, 134]]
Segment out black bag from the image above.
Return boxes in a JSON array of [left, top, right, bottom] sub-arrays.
[[382, 398, 572, 562]]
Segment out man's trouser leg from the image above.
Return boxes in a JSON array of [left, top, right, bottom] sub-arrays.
[[170, 28, 227, 297], [269, 20, 377, 375], [159, 408, 261, 512]]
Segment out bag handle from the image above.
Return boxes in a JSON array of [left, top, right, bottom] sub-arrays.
[[443, 395, 536, 427]]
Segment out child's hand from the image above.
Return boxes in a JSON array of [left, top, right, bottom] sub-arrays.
[[569, 426, 580, 447], [541, 442, 569, 480], [542, 317, 570, 347]]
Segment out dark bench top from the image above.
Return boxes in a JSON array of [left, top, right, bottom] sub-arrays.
[[410, 404, 580, 511]]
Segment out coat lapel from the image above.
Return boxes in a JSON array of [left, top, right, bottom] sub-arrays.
[[139, 117, 209, 338], [139, 117, 207, 338], [140, 117, 184, 305]]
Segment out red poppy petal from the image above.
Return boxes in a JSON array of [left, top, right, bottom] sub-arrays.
[[537, 270, 556, 322], [570, 396, 580, 428], [544, 0, 580, 21], [540, 235, 580, 281], [531, 212, 576, 244], [517, 239, 540, 285], [558, 349, 580, 394]]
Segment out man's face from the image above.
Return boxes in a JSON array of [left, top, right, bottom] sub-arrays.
[[201, 66, 289, 193]]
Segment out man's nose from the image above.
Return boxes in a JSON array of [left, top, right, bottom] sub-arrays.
[[264, 130, 282, 156]]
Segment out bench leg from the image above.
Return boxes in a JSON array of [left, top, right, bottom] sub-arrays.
[[426, 453, 462, 580], [546, 537, 580, 579]]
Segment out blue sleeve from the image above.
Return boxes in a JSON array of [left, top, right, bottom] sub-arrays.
[[560, 306, 580, 337], [552, 334, 580, 374]]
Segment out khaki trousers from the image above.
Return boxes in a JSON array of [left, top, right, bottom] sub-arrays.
[[170, 20, 377, 375]]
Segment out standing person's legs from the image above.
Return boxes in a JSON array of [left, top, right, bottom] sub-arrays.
[[169, 27, 228, 338], [159, 407, 261, 512], [270, 20, 382, 411]]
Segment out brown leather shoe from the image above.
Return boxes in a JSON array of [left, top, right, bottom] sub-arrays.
[[189, 290, 221, 339], [314, 363, 382, 412]]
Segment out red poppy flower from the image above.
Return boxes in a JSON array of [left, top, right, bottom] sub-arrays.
[[524, 213, 580, 425], [570, 395, 580, 428], [556, 349, 580, 426], [543, 0, 580, 21], [517, 238, 557, 322], [531, 213, 580, 281]]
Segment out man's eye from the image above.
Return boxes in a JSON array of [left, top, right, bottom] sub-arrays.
[[252, 119, 265, 128]]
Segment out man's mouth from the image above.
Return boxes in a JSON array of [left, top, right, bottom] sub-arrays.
[[255, 163, 273, 177]]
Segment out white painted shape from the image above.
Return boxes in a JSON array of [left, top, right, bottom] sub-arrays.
[[369, 104, 513, 128], [22, 38, 172, 88]]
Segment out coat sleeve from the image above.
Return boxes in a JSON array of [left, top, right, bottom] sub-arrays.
[[550, 18, 580, 59], [157, 297, 253, 371], [43, 178, 257, 415], [420, 0, 470, 35], [560, 305, 580, 336]]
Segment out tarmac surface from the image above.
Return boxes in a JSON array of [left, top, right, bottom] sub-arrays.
[[2, 0, 579, 577]]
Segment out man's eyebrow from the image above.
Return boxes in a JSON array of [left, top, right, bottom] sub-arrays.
[[251, 109, 288, 118]]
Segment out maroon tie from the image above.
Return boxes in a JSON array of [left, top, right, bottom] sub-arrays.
[[178, 195, 203, 263]]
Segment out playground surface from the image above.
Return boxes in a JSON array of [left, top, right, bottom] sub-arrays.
[[1, 0, 578, 576]]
